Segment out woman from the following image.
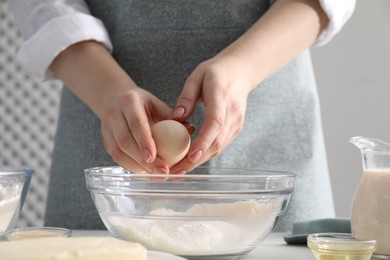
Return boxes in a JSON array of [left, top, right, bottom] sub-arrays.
[[9, 0, 355, 230]]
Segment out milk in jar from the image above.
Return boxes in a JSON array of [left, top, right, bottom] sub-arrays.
[[350, 136, 390, 256], [351, 169, 390, 255]]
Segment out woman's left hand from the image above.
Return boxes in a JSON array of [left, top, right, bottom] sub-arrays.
[[169, 0, 330, 174], [169, 53, 256, 174]]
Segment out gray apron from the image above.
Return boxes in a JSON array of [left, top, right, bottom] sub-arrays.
[[45, 0, 335, 231]]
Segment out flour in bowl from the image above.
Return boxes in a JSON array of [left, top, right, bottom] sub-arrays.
[[107, 200, 281, 256], [0, 183, 22, 231]]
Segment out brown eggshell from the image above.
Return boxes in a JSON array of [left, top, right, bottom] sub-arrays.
[[151, 120, 191, 167]]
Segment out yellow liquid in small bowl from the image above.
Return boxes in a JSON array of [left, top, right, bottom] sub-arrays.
[[308, 233, 376, 260]]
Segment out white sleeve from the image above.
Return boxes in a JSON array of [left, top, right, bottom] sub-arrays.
[[8, 0, 113, 80], [314, 0, 356, 46], [268, 0, 356, 46]]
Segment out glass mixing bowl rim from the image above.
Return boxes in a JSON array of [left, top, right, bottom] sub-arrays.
[[84, 166, 296, 179], [0, 167, 34, 177], [84, 166, 296, 194]]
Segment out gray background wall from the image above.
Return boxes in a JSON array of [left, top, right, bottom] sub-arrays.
[[311, 0, 390, 217]]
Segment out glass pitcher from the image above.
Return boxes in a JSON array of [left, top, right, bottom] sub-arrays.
[[350, 136, 390, 256]]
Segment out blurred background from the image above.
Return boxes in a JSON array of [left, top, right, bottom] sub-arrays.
[[311, 0, 390, 217], [0, 0, 61, 227], [0, 0, 389, 227]]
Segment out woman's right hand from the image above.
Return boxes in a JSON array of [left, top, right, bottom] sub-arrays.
[[50, 40, 174, 174]]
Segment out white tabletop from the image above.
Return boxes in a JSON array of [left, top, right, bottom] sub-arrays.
[[72, 230, 314, 260], [246, 233, 314, 259]]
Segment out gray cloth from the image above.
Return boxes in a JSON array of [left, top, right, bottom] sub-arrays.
[[45, 0, 335, 231], [284, 218, 351, 244]]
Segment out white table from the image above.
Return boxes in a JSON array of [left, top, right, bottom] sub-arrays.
[[72, 230, 314, 259], [246, 233, 314, 259]]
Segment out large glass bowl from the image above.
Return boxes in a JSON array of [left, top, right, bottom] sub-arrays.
[[0, 167, 33, 232], [85, 166, 295, 260]]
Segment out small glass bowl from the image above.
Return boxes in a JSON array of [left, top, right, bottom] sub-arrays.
[[2, 227, 72, 241], [308, 233, 377, 260], [0, 167, 33, 232]]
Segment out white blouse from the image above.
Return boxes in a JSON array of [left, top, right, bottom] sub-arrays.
[[9, 0, 356, 80]]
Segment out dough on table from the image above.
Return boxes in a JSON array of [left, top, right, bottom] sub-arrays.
[[0, 236, 147, 260]]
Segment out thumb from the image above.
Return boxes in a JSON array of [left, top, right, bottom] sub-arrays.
[[173, 69, 203, 121]]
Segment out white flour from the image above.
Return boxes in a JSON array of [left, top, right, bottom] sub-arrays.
[[0, 183, 22, 231], [107, 200, 280, 256]]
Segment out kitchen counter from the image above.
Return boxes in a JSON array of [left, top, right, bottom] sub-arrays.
[[72, 230, 314, 259]]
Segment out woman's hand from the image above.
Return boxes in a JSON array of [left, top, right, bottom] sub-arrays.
[[50, 41, 173, 174], [170, 53, 254, 174], [101, 87, 173, 174], [170, 0, 329, 174]]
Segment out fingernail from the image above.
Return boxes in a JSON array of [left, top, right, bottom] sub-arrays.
[[173, 107, 185, 119], [143, 149, 152, 163], [171, 169, 186, 175], [153, 166, 169, 174], [189, 150, 203, 163]]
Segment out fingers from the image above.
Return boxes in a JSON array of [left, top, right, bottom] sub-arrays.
[[188, 98, 226, 163], [121, 92, 156, 164], [101, 124, 149, 174], [172, 59, 248, 173], [173, 67, 203, 122], [103, 118, 170, 174], [175, 65, 230, 164], [101, 89, 173, 174], [170, 116, 239, 175]]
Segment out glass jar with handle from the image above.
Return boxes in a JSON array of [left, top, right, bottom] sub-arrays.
[[350, 136, 390, 257]]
